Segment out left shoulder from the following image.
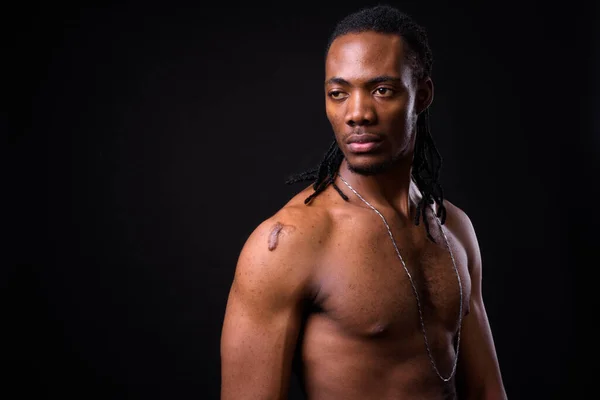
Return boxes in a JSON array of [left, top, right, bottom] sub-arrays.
[[441, 199, 474, 233], [439, 199, 482, 267]]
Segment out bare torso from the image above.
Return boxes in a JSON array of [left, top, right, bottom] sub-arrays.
[[287, 182, 472, 400]]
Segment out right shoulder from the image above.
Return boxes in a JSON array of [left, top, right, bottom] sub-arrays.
[[239, 202, 332, 263], [233, 202, 332, 300]]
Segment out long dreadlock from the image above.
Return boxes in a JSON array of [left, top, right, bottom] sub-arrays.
[[286, 5, 447, 243]]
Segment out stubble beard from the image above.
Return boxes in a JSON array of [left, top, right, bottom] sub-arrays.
[[346, 151, 405, 176]]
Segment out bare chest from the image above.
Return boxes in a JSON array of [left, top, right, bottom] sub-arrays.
[[313, 210, 471, 339]]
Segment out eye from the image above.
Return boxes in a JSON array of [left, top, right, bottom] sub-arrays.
[[328, 90, 348, 100], [374, 87, 394, 97]]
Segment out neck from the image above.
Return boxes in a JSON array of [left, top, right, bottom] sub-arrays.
[[336, 157, 421, 219]]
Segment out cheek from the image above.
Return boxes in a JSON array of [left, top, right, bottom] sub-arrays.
[[385, 102, 411, 128], [384, 98, 417, 147], [391, 94, 416, 127], [325, 104, 343, 127]]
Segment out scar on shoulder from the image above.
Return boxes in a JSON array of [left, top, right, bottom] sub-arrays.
[[268, 221, 296, 251]]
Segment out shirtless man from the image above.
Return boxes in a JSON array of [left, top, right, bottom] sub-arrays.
[[221, 5, 507, 399]]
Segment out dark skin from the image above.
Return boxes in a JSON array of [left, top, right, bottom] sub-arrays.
[[221, 31, 507, 399]]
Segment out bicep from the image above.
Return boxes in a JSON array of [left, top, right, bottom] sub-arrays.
[[457, 295, 506, 398], [451, 205, 506, 399], [220, 281, 302, 400], [220, 219, 312, 400]]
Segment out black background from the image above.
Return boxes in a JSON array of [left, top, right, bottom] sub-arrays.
[[6, 1, 598, 398]]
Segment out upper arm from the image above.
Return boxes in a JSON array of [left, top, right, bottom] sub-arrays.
[[220, 210, 319, 400], [447, 203, 507, 399]]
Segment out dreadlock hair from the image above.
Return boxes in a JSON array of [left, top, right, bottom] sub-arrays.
[[286, 4, 446, 243]]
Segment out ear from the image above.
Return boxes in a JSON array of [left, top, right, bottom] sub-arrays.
[[415, 76, 434, 115]]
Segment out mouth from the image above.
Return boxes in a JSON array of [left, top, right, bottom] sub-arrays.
[[346, 133, 383, 153]]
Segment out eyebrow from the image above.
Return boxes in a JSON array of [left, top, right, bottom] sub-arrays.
[[324, 75, 403, 86]]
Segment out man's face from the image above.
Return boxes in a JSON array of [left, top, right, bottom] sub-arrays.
[[325, 31, 431, 175]]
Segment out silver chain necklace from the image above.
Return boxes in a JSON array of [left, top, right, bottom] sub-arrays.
[[338, 174, 463, 382]]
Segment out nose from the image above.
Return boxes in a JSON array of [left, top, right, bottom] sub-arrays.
[[345, 91, 376, 127]]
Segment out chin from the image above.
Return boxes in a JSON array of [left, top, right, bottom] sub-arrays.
[[346, 154, 398, 176]]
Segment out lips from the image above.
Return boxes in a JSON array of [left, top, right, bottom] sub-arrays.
[[346, 133, 382, 144], [346, 133, 383, 153]]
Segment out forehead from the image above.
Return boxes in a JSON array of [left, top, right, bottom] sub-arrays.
[[325, 31, 409, 81]]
